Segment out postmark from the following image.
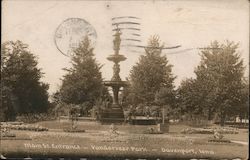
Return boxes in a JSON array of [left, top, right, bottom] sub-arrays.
[[54, 18, 97, 56]]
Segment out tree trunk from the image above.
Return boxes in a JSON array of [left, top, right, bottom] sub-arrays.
[[208, 107, 212, 120], [162, 106, 165, 124], [220, 111, 225, 126]]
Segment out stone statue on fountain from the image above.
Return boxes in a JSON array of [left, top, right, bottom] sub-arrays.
[[113, 26, 122, 55]]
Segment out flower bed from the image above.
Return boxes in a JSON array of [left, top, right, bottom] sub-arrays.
[[208, 137, 231, 143], [1, 123, 48, 132], [1, 132, 16, 137], [181, 128, 213, 134], [181, 127, 239, 134], [63, 128, 85, 133], [214, 127, 239, 134], [1, 122, 24, 125]]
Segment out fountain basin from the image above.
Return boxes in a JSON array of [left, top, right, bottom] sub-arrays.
[[103, 80, 128, 87], [107, 54, 126, 63]]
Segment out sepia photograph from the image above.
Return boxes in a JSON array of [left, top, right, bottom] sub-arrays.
[[1, 0, 249, 159]]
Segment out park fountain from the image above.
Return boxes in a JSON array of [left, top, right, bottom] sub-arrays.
[[102, 27, 127, 123]]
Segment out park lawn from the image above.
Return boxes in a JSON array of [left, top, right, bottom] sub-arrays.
[[35, 120, 203, 133], [186, 129, 248, 142], [37, 120, 249, 140], [1, 120, 248, 159], [37, 120, 159, 134], [1, 129, 248, 159]]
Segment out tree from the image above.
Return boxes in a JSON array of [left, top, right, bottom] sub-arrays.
[[1, 40, 49, 120], [182, 41, 244, 126], [129, 35, 176, 106], [233, 79, 249, 121], [59, 36, 107, 109], [177, 78, 206, 121]]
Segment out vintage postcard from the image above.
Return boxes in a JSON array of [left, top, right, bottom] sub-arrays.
[[1, 0, 249, 159]]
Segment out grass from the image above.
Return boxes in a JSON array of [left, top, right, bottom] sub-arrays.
[[1, 120, 248, 159]]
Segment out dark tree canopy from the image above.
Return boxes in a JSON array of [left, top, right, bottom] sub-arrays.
[[1, 40, 49, 121], [59, 36, 107, 106], [177, 78, 205, 117], [129, 35, 176, 105], [178, 40, 247, 126]]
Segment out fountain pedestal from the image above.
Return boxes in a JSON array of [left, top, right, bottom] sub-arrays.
[[100, 105, 124, 123], [101, 81, 127, 123]]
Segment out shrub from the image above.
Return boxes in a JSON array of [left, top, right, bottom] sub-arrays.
[[16, 113, 55, 123], [143, 127, 163, 134], [180, 114, 213, 128]]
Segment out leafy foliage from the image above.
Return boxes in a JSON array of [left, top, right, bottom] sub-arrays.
[[235, 80, 249, 120], [178, 41, 247, 126], [128, 35, 176, 106], [1, 40, 49, 121], [59, 36, 108, 110]]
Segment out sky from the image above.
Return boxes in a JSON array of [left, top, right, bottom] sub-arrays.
[[2, 0, 249, 94]]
